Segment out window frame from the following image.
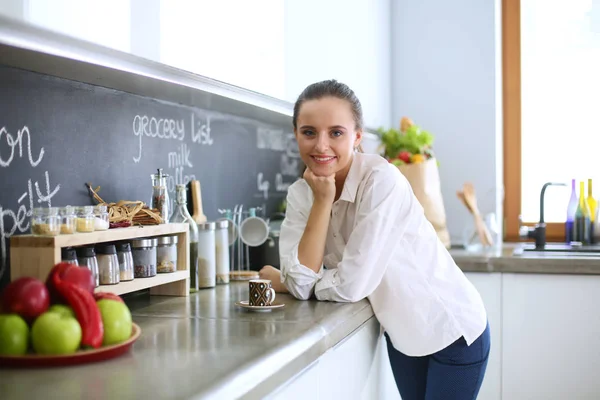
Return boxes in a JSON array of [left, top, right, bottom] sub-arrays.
[[503, 0, 565, 242]]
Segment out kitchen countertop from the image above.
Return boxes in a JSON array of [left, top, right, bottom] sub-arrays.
[[451, 243, 600, 274], [0, 282, 375, 400]]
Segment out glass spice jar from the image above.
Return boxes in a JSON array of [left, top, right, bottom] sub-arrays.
[[61, 247, 79, 266], [116, 242, 135, 281], [96, 244, 120, 285], [76, 246, 99, 287], [93, 205, 110, 231], [151, 169, 170, 223], [31, 207, 60, 236], [157, 235, 178, 273], [131, 237, 158, 278], [59, 206, 77, 235], [76, 206, 96, 233]]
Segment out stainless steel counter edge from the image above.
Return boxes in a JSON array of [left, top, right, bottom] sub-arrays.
[[451, 244, 600, 274], [198, 303, 376, 400]]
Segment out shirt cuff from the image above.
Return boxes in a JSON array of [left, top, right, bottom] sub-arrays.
[[281, 246, 324, 300]]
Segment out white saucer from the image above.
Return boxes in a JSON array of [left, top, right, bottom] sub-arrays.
[[235, 300, 285, 312]]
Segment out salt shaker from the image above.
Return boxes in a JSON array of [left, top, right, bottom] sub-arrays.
[[76, 247, 99, 287], [116, 242, 135, 281], [197, 222, 216, 288], [96, 244, 120, 285]]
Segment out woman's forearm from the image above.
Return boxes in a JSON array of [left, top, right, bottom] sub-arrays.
[[298, 199, 332, 273]]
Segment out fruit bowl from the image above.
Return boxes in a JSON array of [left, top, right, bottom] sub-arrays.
[[0, 323, 141, 368]]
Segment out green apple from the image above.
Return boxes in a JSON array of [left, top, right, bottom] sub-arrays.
[[97, 299, 132, 346], [31, 311, 82, 355], [0, 313, 29, 355], [48, 304, 76, 319]]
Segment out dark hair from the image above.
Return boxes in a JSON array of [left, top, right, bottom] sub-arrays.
[[292, 79, 364, 131]]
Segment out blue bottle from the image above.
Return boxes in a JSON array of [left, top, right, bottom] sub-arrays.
[[566, 179, 578, 243]]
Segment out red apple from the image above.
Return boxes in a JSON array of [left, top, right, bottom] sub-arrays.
[[94, 292, 124, 303], [2, 277, 50, 320]]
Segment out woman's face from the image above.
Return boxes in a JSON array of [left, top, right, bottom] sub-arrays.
[[294, 97, 362, 178]]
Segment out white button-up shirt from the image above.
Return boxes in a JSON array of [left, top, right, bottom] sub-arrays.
[[279, 152, 487, 356]]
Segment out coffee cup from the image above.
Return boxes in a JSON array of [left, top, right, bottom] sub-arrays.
[[249, 279, 276, 306]]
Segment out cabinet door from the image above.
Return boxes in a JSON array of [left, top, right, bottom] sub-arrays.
[[502, 273, 600, 400], [465, 272, 502, 400]]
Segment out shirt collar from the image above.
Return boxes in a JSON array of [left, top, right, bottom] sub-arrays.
[[338, 153, 362, 203]]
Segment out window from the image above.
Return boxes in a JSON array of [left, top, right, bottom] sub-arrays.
[[504, 0, 600, 240]]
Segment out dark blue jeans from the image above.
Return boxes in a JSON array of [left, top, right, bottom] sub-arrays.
[[386, 322, 490, 400]]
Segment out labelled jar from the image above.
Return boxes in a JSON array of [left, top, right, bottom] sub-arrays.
[[215, 220, 230, 284], [94, 205, 110, 231], [76, 206, 96, 233], [197, 222, 216, 288], [59, 206, 77, 235], [61, 247, 79, 266], [31, 207, 60, 236], [96, 244, 120, 285], [157, 235, 178, 273], [131, 237, 158, 278], [76, 246, 99, 287], [116, 242, 135, 281]]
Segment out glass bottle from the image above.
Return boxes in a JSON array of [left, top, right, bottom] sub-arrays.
[[170, 184, 199, 291], [151, 168, 170, 224], [574, 181, 591, 244], [565, 178, 578, 243], [587, 178, 597, 244]]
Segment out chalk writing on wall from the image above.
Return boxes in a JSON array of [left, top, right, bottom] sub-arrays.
[[0, 125, 61, 281]]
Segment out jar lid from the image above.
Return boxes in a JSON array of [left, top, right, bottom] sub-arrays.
[[76, 246, 96, 258], [94, 205, 107, 213], [116, 242, 131, 252], [216, 220, 229, 229], [131, 237, 158, 248], [157, 235, 178, 245], [96, 243, 117, 255], [198, 222, 216, 231], [79, 205, 94, 215], [60, 206, 76, 216], [61, 247, 77, 260]]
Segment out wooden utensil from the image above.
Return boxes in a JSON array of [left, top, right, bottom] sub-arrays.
[[190, 180, 207, 224], [457, 183, 494, 246]]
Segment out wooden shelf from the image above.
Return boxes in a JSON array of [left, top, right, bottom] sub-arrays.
[[10, 223, 190, 297], [95, 270, 189, 296], [10, 224, 188, 248]]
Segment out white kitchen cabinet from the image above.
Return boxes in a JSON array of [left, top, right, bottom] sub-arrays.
[[268, 316, 388, 399], [465, 272, 503, 400], [502, 273, 600, 400]]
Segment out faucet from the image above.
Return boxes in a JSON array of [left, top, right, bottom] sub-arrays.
[[519, 181, 567, 249]]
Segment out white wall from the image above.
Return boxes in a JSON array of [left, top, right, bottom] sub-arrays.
[[283, 0, 392, 129], [391, 0, 503, 244]]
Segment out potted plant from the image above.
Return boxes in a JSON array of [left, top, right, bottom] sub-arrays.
[[377, 117, 451, 248]]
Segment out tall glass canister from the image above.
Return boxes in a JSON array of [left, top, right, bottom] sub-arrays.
[[170, 184, 199, 291], [215, 220, 230, 284], [197, 222, 216, 289]]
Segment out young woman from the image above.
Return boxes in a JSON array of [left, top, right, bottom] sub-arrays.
[[259, 80, 490, 400]]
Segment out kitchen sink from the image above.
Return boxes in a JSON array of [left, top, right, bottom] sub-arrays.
[[514, 242, 600, 256]]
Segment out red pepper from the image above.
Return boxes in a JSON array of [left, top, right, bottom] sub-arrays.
[[55, 276, 104, 349]]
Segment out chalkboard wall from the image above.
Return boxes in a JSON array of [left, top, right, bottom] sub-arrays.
[[0, 65, 301, 288]]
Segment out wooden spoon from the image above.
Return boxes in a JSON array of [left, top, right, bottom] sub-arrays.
[[457, 183, 494, 246], [190, 180, 207, 224]]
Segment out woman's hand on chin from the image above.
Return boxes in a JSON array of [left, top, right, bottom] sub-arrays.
[[304, 168, 336, 204]]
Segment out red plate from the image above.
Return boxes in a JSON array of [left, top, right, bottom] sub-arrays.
[[0, 323, 141, 368]]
